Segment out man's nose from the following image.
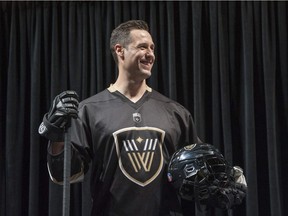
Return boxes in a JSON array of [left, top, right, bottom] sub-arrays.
[[146, 49, 155, 58]]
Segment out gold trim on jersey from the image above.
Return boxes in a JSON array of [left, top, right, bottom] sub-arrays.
[[108, 84, 152, 92]]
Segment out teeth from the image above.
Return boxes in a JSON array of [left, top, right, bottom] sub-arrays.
[[140, 59, 153, 66], [142, 60, 152, 64]]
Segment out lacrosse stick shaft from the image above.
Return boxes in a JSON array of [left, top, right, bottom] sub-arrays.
[[62, 125, 71, 216]]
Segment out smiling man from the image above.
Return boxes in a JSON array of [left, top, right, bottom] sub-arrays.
[[39, 20, 202, 216], [111, 23, 155, 102]]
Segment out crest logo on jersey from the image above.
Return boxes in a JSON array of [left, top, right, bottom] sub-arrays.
[[132, 113, 142, 123], [113, 127, 165, 187]]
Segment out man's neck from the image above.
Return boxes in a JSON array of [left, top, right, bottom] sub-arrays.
[[111, 80, 149, 103]]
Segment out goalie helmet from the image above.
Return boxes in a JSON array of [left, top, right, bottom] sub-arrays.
[[167, 143, 246, 209]]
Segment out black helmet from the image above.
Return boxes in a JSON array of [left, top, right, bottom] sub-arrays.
[[167, 143, 246, 209]]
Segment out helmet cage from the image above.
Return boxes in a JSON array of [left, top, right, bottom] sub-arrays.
[[168, 144, 235, 202]]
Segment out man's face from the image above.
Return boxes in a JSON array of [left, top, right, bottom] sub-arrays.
[[122, 29, 155, 81]]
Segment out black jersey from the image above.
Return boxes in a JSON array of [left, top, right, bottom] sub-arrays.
[[49, 86, 199, 216]]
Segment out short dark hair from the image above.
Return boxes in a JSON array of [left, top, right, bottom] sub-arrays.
[[110, 20, 150, 64]]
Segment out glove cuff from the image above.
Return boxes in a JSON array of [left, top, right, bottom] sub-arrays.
[[38, 113, 65, 142]]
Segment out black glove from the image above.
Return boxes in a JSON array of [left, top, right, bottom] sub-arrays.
[[38, 90, 79, 142], [195, 168, 247, 210], [201, 181, 247, 209]]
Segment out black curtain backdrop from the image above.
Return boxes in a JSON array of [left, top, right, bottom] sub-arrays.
[[1, 1, 287, 216]]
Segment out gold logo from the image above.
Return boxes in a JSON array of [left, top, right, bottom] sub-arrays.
[[113, 127, 165, 187], [184, 143, 197, 150]]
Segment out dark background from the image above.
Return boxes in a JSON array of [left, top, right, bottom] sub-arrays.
[[1, 1, 287, 216]]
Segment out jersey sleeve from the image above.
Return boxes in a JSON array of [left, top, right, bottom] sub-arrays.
[[46, 105, 92, 185], [174, 105, 201, 149], [47, 141, 86, 184]]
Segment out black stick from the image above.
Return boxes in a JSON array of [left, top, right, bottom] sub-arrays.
[[62, 123, 71, 216]]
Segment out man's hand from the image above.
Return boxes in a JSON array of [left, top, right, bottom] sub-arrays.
[[38, 90, 79, 142]]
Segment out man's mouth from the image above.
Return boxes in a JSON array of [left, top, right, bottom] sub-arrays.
[[140, 60, 153, 67]]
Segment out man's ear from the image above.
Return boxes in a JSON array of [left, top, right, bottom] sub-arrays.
[[115, 44, 124, 58]]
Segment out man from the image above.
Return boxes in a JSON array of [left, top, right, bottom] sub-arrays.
[[39, 20, 202, 215]]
